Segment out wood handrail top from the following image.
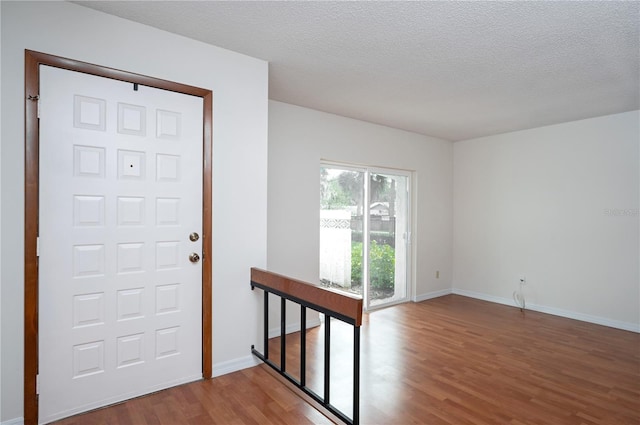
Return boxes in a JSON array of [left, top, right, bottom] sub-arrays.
[[251, 268, 363, 327]]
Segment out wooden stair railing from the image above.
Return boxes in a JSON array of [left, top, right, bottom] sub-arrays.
[[250, 267, 363, 425]]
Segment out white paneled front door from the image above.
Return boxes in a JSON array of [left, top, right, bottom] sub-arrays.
[[38, 65, 203, 423]]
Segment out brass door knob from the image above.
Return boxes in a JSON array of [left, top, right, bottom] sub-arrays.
[[189, 252, 200, 263]]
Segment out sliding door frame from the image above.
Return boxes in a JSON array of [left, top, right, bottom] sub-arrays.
[[320, 161, 413, 311]]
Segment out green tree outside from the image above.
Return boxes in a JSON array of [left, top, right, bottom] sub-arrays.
[[351, 241, 395, 292]]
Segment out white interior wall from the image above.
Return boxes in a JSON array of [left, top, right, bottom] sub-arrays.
[[453, 111, 640, 331], [267, 101, 453, 305], [0, 2, 268, 422]]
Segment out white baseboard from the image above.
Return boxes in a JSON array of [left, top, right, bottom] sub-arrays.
[[451, 288, 514, 308], [268, 317, 322, 339], [452, 288, 640, 333], [526, 301, 640, 333], [1, 417, 24, 425], [213, 317, 323, 377], [212, 354, 261, 377], [413, 288, 452, 302]]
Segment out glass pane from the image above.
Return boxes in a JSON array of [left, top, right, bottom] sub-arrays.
[[320, 167, 364, 296], [369, 173, 408, 307]]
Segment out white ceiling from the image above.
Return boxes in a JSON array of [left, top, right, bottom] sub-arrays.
[[75, 1, 639, 141]]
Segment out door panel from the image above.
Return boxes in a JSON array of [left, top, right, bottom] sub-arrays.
[[38, 65, 203, 423], [368, 172, 409, 309], [319, 167, 365, 293]]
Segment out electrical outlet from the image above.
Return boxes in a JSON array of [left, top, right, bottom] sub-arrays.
[[436, 270, 440, 279], [518, 274, 526, 284]]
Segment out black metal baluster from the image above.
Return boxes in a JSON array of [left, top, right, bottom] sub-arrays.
[[263, 291, 269, 360], [324, 315, 331, 405], [353, 326, 360, 425], [281, 297, 286, 372], [300, 305, 307, 387]]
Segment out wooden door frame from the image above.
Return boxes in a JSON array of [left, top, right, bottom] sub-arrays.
[[24, 50, 213, 425]]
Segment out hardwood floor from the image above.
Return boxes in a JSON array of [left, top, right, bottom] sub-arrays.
[[52, 365, 332, 425], [54, 295, 639, 424]]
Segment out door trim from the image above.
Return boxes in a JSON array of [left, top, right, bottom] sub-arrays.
[[24, 50, 213, 425]]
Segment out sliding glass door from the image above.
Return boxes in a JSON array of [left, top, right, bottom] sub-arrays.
[[320, 164, 411, 310], [367, 170, 409, 307]]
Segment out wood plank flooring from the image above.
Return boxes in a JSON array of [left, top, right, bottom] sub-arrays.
[[54, 295, 640, 424]]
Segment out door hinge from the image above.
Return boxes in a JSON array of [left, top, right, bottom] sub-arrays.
[[36, 374, 40, 395], [36, 236, 40, 257], [28, 94, 41, 118]]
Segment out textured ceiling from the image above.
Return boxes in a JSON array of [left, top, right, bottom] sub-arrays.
[[75, 1, 639, 141]]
